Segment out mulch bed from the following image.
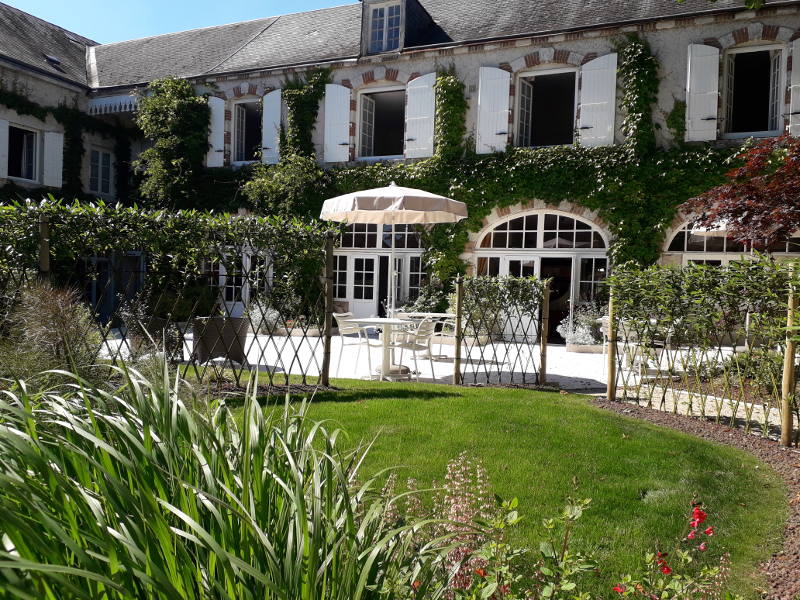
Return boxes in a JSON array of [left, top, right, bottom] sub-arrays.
[[592, 398, 800, 600]]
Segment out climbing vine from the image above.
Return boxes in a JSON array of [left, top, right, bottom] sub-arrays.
[[282, 68, 331, 157], [242, 35, 732, 283], [615, 34, 660, 157], [0, 86, 134, 200], [433, 67, 468, 161], [134, 78, 210, 208]]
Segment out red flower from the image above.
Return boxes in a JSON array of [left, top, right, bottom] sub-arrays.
[[704, 526, 714, 536], [692, 506, 707, 524], [699, 542, 708, 552], [500, 584, 511, 594], [687, 529, 697, 540], [412, 580, 421, 591], [656, 551, 667, 558], [474, 567, 487, 578], [613, 585, 626, 593], [661, 565, 672, 575], [689, 518, 700, 528]]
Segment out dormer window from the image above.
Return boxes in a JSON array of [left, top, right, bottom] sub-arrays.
[[369, 3, 401, 53]]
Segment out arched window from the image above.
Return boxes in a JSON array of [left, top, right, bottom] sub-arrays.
[[478, 213, 606, 250], [666, 223, 800, 265]]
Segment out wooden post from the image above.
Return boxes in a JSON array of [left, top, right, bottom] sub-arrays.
[[539, 280, 550, 385], [781, 271, 797, 447], [38, 213, 50, 281], [606, 286, 617, 401], [453, 275, 464, 385], [320, 232, 335, 387]]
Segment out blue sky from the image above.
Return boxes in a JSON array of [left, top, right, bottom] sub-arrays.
[[10, 0, 347, 43]]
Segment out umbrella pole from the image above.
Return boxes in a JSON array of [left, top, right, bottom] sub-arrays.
[[390, 223, 395, 316]]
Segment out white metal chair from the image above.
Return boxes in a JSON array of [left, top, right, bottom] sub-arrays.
[[333, 312, 380, 378], [390, 317, 437, 381]]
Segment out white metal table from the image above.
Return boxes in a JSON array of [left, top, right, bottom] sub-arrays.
[[352, 317, 413, 381]]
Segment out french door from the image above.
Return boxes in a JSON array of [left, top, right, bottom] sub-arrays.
[[350, 255, 378, 317]]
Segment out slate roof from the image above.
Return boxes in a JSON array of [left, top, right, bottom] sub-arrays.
[[3, 0, 800, 90], [0, 2, 95, 86]]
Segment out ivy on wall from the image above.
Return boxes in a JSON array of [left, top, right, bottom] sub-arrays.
[[433, 67, 468, 161], [0, 87, 134, 201], [282, 68, 331, 157], [241, 35, 733, 284]]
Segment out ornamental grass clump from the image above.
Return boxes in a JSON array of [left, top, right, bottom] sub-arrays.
[[0, 366, 448, 599]]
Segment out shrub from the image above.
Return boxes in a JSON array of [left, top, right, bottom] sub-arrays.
[[0, 368, 449, 598], [0, 282, 103, 386], [556, 302, 607, 346], [242, 154, 331, 217]]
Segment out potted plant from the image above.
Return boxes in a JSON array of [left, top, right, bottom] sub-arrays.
[[557, 302, 607, 353]]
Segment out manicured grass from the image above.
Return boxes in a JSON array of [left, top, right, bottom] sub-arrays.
[[244, 380, 786, 597]]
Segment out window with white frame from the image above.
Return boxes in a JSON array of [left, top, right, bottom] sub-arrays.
[[89, 149, 112, 194], [577, 257, 607, 302], [234, 101, 262, 162], [724, 46, 784, 136], [479, 214, 606, 250], [340, 224, 421, 249], [667, 224, 748, 254], [353, 258, 376, 300], [359, 89, 405, 157], [369, 3, 401, 53], [8, 125, 37, 181], [333, 255, 348, 299], [516, 70, 577, 147], [407, 255, 425, 301]]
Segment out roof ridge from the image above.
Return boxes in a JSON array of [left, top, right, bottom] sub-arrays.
[[201, 15, 282, 76], [0, 1, 97, 46], [92, 2, 359, 49]]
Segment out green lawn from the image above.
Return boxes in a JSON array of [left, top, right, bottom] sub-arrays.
[[245, 380, 786, 598]]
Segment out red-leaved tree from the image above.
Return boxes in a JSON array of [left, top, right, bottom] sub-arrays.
[[683, 134, 800, 248]]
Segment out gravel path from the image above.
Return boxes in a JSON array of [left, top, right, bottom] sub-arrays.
[[592, 399, 799, 599]]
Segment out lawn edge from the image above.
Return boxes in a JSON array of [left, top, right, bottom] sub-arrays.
[[591, 398, 799, 600]]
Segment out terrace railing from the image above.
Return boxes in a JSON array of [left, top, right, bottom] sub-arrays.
[[605, 259, 800, 446]]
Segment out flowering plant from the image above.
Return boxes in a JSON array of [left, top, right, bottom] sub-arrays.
[[612, 503, 740, 599]]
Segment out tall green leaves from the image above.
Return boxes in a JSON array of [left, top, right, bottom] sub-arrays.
[[0, 368, 444, 598]]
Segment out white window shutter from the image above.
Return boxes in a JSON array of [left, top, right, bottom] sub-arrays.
[[261, 89, 281, 164], [324, 83, 351, 163], [42, 131, 64, 188], [579, 53, 618, 147], [686, 44, 720, 142], [790, 39, 800, 136], [0, 120, 8, 180], [476, 67, 511, 154], [206, 96, 225, 167], [405, 72, 436, 158]]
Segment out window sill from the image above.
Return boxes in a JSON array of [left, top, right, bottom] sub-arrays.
[[721, 130, 782, 140], [231, 160, 259, 169], [356, 155, 404, 163], [6, 175, 40, 185]]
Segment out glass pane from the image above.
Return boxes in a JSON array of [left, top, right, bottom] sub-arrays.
[[524, 232, 537, 248], [575, 219, 590, 230], [544, 214, 558, 230], [705, 235, 724, 252], [580, 258, 594, 281], [668, 230, 686, 252], [480, 234, 492, 248], [556, 232, 574, 248], [592, 232, 605, 249], [489, 257, 500, 277], [509, 217, 524, 230], [559, 216, 574, 229], [495, 221, 508, 231], [520, 260, 536, 277], [525, 215, 537, 230], [726, 236, 745, 252], [788, 237, 800, 252], [508, 261, 521, 277], [542, 231, 557, 248], [574, 232, 591, 248], [508, 232, 523, 248], [492, 232, 507, 248], [686, 233, 705, 252]]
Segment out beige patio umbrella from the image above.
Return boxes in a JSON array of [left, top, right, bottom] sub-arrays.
[[320, 182, 468, 314]]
